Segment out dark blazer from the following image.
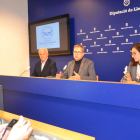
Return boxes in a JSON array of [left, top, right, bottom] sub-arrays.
[[31, 58, 57, 77], [62, 57, 97, 80]]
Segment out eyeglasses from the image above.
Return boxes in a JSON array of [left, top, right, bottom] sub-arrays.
[[130, 52, 136, 56], [73, 51, 83, 54]]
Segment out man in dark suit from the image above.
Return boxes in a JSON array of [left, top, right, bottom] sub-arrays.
[[31, 48, 57, 77], [56, 44, 97, 80]]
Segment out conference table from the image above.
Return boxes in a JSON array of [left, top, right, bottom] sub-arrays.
[[0, 75, 140, 140]]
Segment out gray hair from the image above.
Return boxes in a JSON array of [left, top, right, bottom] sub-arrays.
[[38, 48, 48, 54]]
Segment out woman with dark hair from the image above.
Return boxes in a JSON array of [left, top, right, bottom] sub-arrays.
[[121, 43, 140, 84]]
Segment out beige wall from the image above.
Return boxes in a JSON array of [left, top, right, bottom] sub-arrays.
[[0, 0, 29, 76]]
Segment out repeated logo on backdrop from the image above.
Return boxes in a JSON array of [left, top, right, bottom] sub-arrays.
[[77, 0, 140, 55], [77, 22, 140, 54]]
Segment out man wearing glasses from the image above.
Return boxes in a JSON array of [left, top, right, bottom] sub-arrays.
[[56, 44, 97, 80]]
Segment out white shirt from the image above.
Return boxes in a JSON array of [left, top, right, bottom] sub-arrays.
[[41, 59, 47, 71], [136, 64, 140, 80]]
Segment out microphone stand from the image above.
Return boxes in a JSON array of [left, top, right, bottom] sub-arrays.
[[20, 67, 30, 76]]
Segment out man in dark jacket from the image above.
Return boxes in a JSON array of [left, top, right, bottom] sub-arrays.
[[31, 48, 57, 77]]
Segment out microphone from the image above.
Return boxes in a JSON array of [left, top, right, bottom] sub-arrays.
[[121, 66, 129, 82], [63, 65, 67, 72], [123, 66, 128, 74], [20, 66, 30, 76]]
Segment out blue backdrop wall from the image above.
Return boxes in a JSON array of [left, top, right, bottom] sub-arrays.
[[28, 0, 140, 82]]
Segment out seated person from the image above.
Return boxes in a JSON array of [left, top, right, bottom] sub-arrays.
[[31, 48, 57, 77], [0, 116, 32, 140], [121, 43, 140, 84], [56, 44, 97, 80]]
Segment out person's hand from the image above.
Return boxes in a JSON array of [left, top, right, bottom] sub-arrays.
[[0, 124, 7, 138], [69, 71, 81, 80], [2, 129, 10, 140], [56, 71, 62, 78], [0, 124, 8, 140], [125, 73, 132, 81], [7, 116, 33, 140]]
